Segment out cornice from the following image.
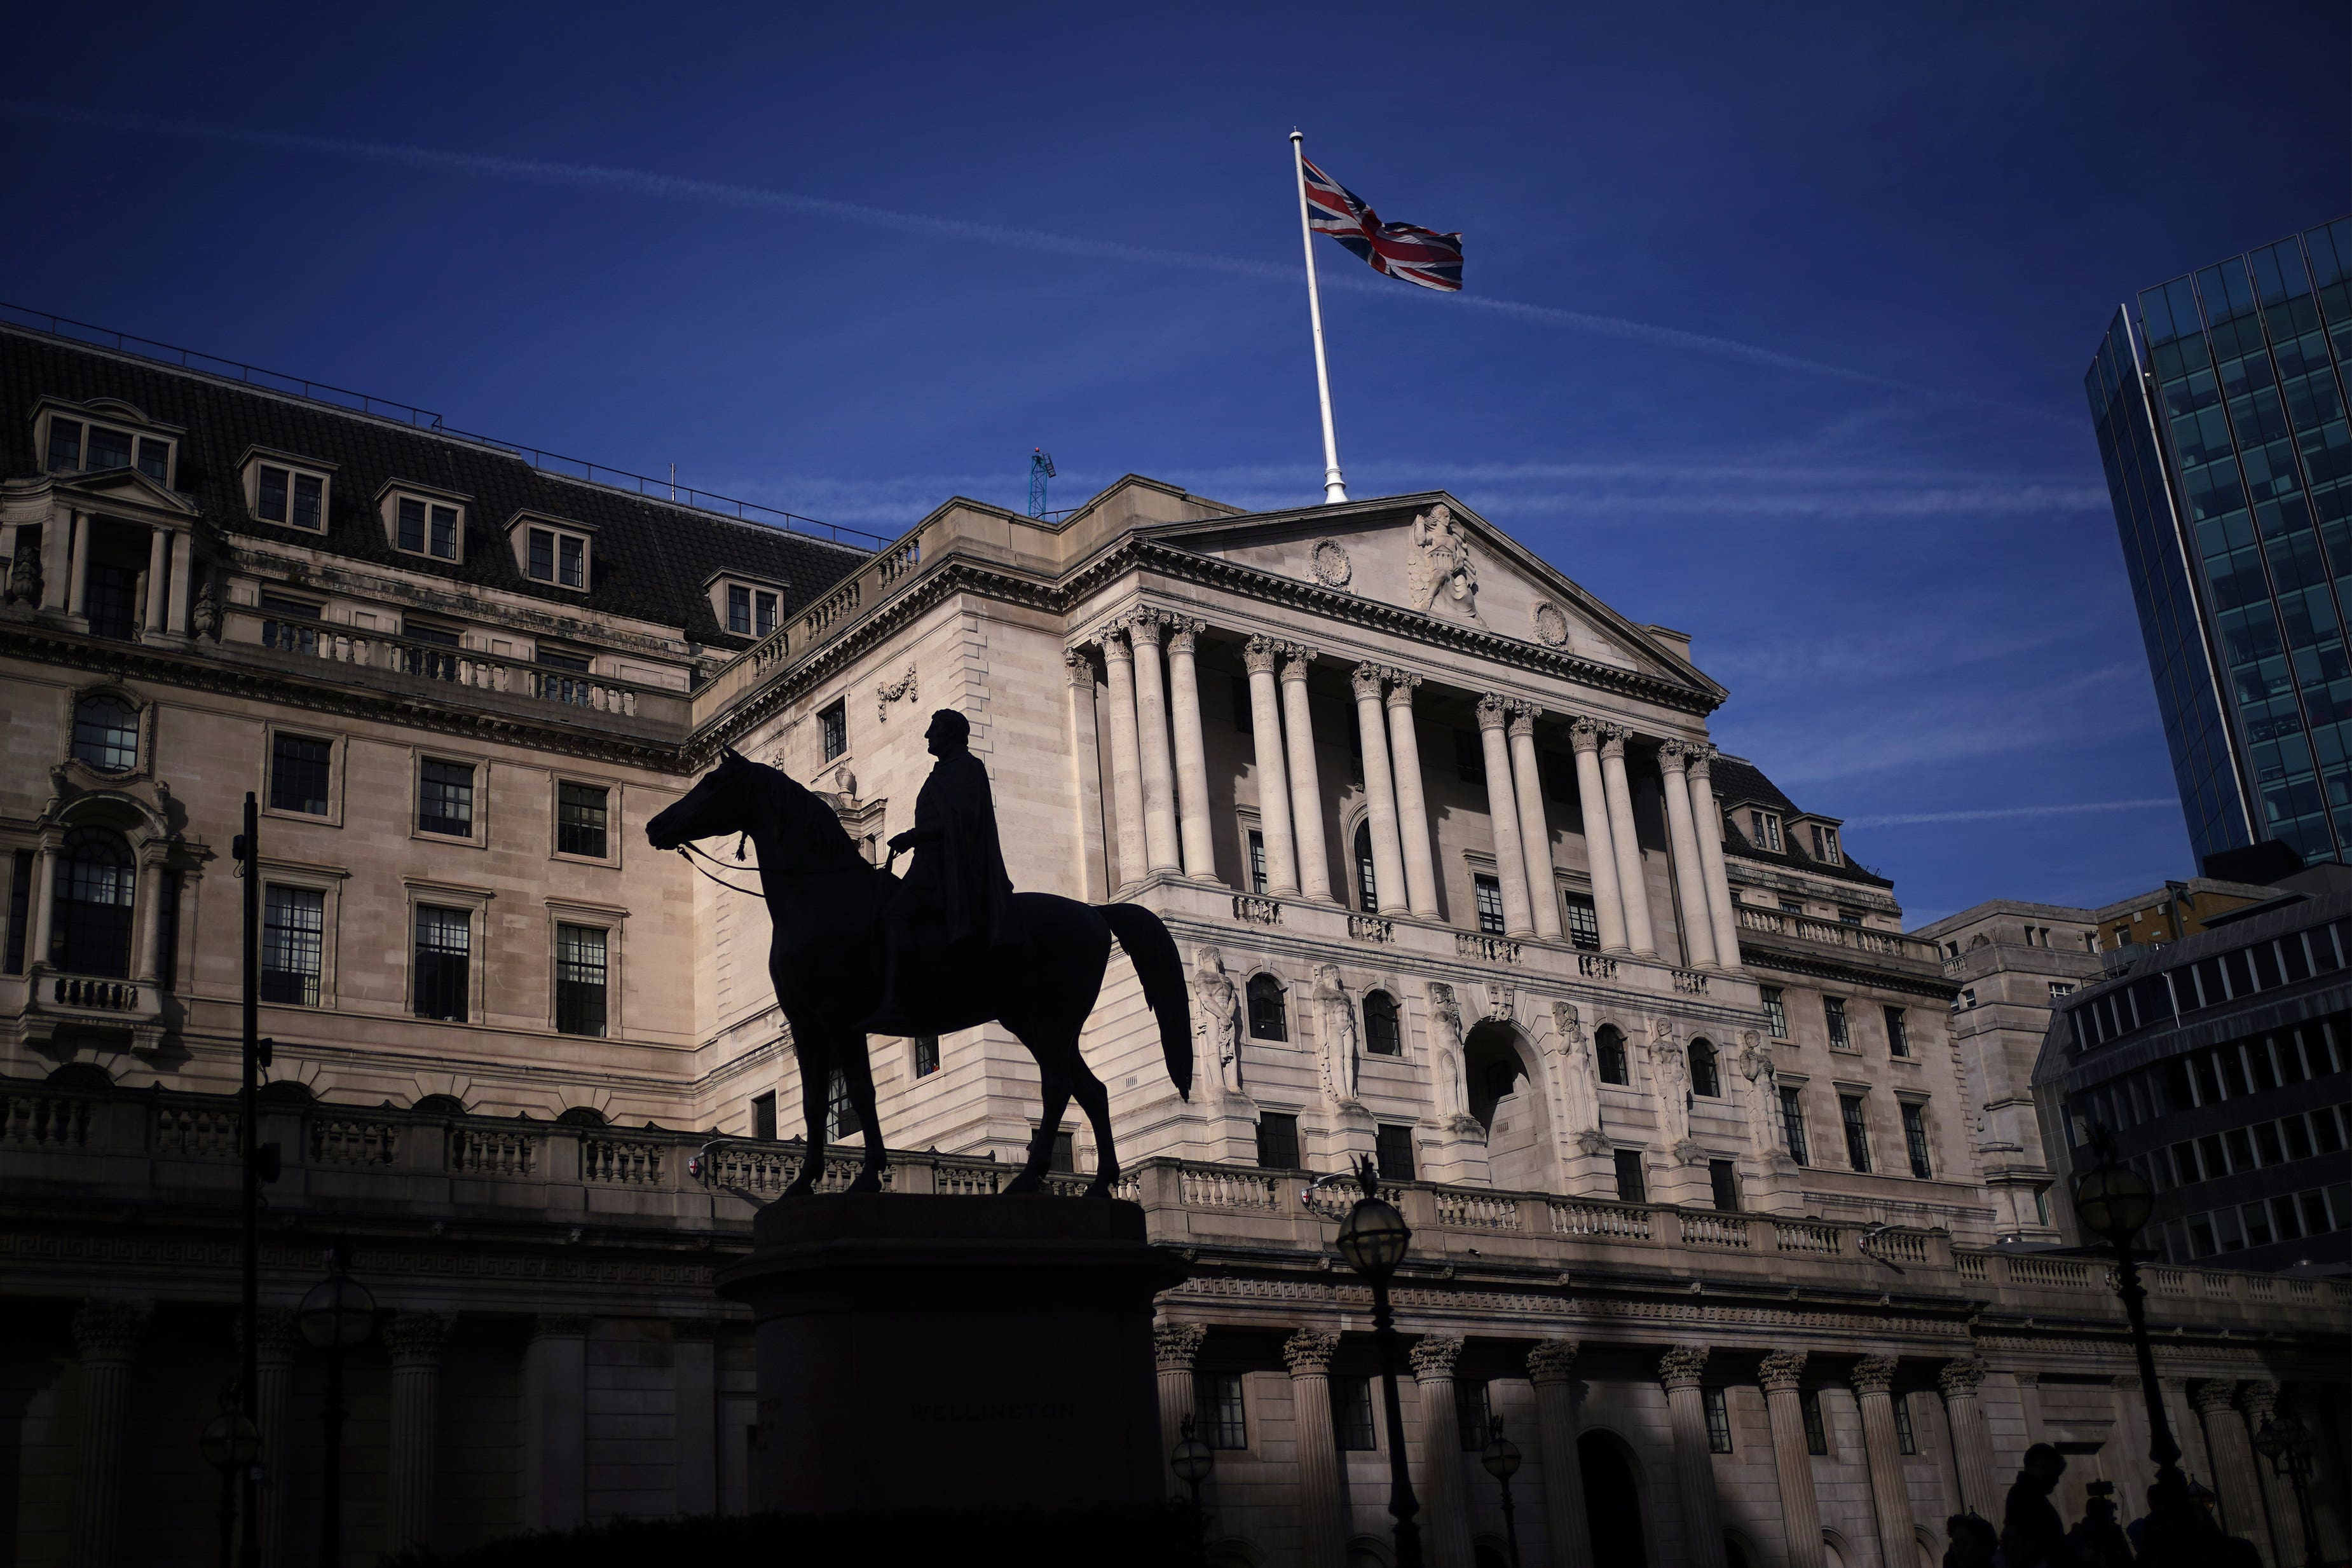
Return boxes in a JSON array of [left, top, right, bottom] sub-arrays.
[[1739, 941, 1959, 1002]]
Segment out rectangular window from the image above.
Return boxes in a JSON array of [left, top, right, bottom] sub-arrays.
[[820, 700, 847, 761], [1750, 810, 1782, 851], [755, 590, 777, 636], [913, 1035, 940, 1077], [85, 564, 138, 641], [1894, 1397, 1917, 1455], [430, 503, 458, 559], [1703, 1387, 1733, 1452], [1196, 1372, 1247, 1450], [557, 782, 609, 858], [1473, 874, 1505, 934], [528, 528, 556, 580], [1708, 1159, 1741, 1212], [1779, 897, 1804, 915], [826, 1067, 861, 1138], [1613, 1147, 1648, 1204], [1837, 907, 1862, 926], [418, 759, 475, 836], [1800, 1390, 1828, 1456], [1780, 1087, 1808, 1166], [136, 437, 169, 483], [1814, 825, 1841, 864], [86, 425, 130, 471], [413, 905, 470, 1021], [46, 417, 81, 470], [4, 850, 31, 974], [727, 584, 753, 634], [1256, 1112, 1300, 1171], [1455, 1381, 1491, 1452], [1247, 830, 1268, 894], [1335, 1375, 1378, 1450], [1901, 1103, 1933, 1180], [1883, 1006, 1910, 1057], [1841, 1095, 1871, 1171], [555, 924, 608, 1037], [1048, 1130, 1074, 1173], [1762, 986, 1788, 1039], [1376, 1122, 1417, 1183], [559, 535, 585, 589], [2049, 981, 2073, 1000], [750, 1091, 777, 1141], [268, 733, 332, 816], [400, 617, 463, 681], [260, 885, 325, 1006], [398, 496, 427, 553], [292, 471, 322, 529], [1562, 892, 1600, 951], [1824, 997, 1851, 1049], [1454, 728, 1485, 784], [259, 465, 289, 522]]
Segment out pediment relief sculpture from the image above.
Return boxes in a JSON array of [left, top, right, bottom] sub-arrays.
[[1408, 503, 1481, 623]]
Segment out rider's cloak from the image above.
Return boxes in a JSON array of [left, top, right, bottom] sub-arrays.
[[905, 746, 1020, 948]]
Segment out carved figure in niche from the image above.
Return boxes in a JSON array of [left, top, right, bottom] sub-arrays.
[[193, 585, 222, 640], [1408, 503, 1480, 622], [1192, 946, 1243, 1093], [1311, 964, 1360, 1104], [1550, 1000, 1604, 1149], [1647, 1019, 1699, 1162], [6, 538, 40, 606], [1737, 1030, 1782, 1159], [1428, 981, 1473, 1122]]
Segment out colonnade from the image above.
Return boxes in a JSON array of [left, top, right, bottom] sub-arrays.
[[3, 510, 193, 634], [1079, 610, 1740, 968]]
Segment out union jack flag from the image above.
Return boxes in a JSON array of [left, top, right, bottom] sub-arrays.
[[1300, 157, 1463, 292]]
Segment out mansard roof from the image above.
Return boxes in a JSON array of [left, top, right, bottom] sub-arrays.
[[1, 324, 871, 646], [1710, 753, 1894, 890]]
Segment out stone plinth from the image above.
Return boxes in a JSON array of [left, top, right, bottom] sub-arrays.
[[716, 1194, 1188, 1513]]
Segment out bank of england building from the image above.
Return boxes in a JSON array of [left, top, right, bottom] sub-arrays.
[[0, 320, 2342, 1566]]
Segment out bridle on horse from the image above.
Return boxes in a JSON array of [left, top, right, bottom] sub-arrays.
[[676, 840, 763, 896]]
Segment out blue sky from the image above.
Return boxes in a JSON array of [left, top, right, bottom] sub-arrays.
[[6, 3, 2342, 923]]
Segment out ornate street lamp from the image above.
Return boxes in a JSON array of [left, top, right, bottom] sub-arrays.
[[1480, 1413, 1523, 1568], [1170, 1412, 1214, 1515], [199, 1389, 260, 1568], [2252, 1415, 2321, 1568], [297, 1246, 376, 1568], [1313, 1156, 1423, 1568]]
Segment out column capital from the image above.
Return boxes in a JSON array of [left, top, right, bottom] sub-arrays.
[[1283, 1328, 1341, 1376], [386, 1311, 452, 1365], [532, 1313, 590, 1341], [1658, 1343, 1711, 1391], [1938, 1358, 1985, 1397], [1351, 662, 1386, 702], [72, 1299, 151, 1358], [1568, 716, 1606, 753], [1475, 693, 1510, 732], [1685, 743, 1718, 781], [1850, 1354, 1898, 1396], [1507, 700, 1538, 739], [1409, 1333, 1465, 1381], [1062, 648, 1098, 687], [242, 1304, 301, 1358], [1166, 619, 1205, 656], [1528, 1339, 1580, 1385], [2237, 1380, 2280, 1421], [2013, 1372, 2041, 1389], [1243, 635, 1282, 674], [2192, 1379, 2239, 1415], [1381, 669, 1422, 706], [1758, 1348, 1808, 1393], [2114, 1374, 2142, 1393], [1597, 725, 1630, 762], [1657, 739, 1696, 774], [1126, 611, 1165, 648], [1279, 643, 1319, 679], [1101, 629, 1136, 665], [1154, 1321, 1208, 1372]]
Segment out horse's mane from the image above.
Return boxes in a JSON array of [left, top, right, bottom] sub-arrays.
[[739, 756, 874, 873]]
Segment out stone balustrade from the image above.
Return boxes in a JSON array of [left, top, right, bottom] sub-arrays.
[[1736, 904, 1940, 964]]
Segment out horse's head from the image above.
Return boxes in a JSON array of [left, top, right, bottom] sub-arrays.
[[648, 747, 756, 851]]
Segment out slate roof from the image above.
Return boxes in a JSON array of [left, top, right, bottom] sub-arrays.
[[1709, 753, 1894, 890], [1, 324, 872, 648]]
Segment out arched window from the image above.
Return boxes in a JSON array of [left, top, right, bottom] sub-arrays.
[[1364, 989, 1402, 1055], [51, 826, 136, 978], [1247, 973, 1288, 1041], [71, 695, 139, 773], [556, 1105, 608, 1127], [1354, 822, 1378, 912], [1690, 1038, 1721, 1098], [413, 1093, 467, 1115], [1596, 1025, 1629, 1086], [256, 1080, 315, 1105]]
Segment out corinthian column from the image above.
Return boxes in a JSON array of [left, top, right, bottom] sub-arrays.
[[1760, 1350, 1824, 1568], [1166, 620, 1218, 878], [1658, 1344, 1728, 1568], [1507, 704, 1564, 939], [2196, 1380, 2274, 1558], [1280, 646, 1334, 901], [1528, 1341, 1594, 1568], [1568, 720, 1628, 951], [1128, 615, 1184, 875], [1350, 665, 1409, 913], [1597, 728, 1657, 956], [1475, 695, 1535, 936], [1154, 1322, 1208, 1502], [1285, 1330, 1348, 1568], [1243, 638, 1301, 896], [2241, 1381, 2304, 1567], [1385, 674, 1441, 917], [1685, 747, 1742, 971], [1938, 1360, 1996, 1520], [1101, 631, 1149, 889], [1411, 1335, 1474, 1568], [71, 1300, 149, 1568], [388, 1311, 451, 1554], [1851, 1356, 1913, 1568], [1655, 743, 1719, 970], [1064, 650, 1109, 902]]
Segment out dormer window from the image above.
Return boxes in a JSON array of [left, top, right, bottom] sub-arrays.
[[378, 482, 470, 564], [1810, 824, 1842, 865], [509, 512, 596, 591], [1748, 810, 1783, 852], [240, 448, 336, 533], [36, 399, 180, 488], [706, 573, 791, 640]]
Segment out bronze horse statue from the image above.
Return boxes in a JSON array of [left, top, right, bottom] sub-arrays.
[[647, 748, 1191, 1197]]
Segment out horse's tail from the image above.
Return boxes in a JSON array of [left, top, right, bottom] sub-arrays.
[[1100, 903, 1193, 1101]]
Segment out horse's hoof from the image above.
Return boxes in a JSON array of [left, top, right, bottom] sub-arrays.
[[846, 1170, 884, 1194], [1082, 1181, 1116, 1199], [1002, 1171, 1044, 1196]]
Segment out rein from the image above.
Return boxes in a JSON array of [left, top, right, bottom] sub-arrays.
[[676, 841, 765, 896]]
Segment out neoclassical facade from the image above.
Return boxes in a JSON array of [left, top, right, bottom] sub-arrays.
[[0, 322, 2344, 1567]]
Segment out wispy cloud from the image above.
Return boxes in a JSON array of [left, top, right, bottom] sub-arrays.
[[1844, 798, 2178, 828], [0, 100, 2053, 418]]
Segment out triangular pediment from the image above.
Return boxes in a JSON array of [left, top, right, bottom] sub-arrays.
[[1140, 491, 1718, 693], [53, 465, 198, 517]]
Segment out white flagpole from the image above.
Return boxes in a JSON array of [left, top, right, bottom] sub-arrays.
[[1291, 130, 1348, 505]]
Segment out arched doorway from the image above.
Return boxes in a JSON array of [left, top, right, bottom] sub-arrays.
[[1464, 1021, 1552, 1190], [1578, 1430, 1646, 1567]]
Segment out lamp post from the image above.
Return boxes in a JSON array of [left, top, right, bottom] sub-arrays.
[[1170, 1412, 1214, 1518], [1315, 1156, 1423, 1568], [199, 1389, 261, 1568], [2252, 1415, 2321, 1568], [1480, 1413, 1522, 1568], [297, 1246, 376, 1568]]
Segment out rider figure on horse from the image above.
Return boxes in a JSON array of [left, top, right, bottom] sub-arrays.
[[866, 708, 1022, 1034]]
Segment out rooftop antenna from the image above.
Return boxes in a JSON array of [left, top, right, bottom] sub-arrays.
[[1028, 448, 1056, 519]]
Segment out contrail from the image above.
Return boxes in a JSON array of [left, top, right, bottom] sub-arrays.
[[1843, 798, 2177, 829], [3, 100, 2034, 409]]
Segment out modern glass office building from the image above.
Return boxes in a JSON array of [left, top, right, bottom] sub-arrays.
[[2089, 217, 2352, 869]]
